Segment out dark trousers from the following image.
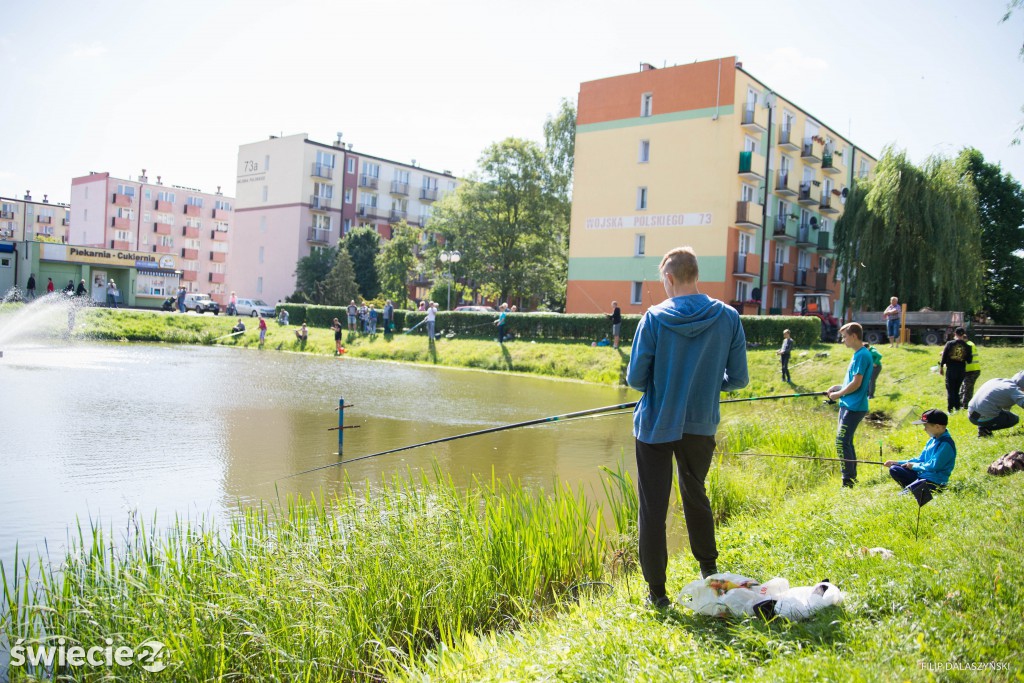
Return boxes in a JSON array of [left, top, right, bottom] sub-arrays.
[[636, 434, 717, 588], [836, 407, 866, 481], [944, 364, 966, 411], [960, 370, 980, 407], [969, 409, 1020, 433], [780, 353, 791, 382], [868, 365, 881, 399], [498, 324, 506, 343], [889, 466, 940, 494]]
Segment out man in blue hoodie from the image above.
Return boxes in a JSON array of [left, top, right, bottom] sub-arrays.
[[626, 246, 749, 608]]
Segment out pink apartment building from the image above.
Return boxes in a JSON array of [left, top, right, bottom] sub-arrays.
[[70, 171, 235, 306], [230, 133, 458, 305]]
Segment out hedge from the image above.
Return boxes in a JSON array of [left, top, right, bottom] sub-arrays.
[[277, 304, 824, 346]]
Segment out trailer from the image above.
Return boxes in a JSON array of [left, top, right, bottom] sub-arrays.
[[850, 310, 965, 346]]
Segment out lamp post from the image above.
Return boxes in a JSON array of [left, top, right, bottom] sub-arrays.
[[438, 250, 460, 310]]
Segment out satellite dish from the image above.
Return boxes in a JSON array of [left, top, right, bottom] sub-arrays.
[[840, 187, 849, 204], [751, 287, 761, 302], [810, 216, 818, 228]]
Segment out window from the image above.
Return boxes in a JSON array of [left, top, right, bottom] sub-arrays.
[[158, 235, 174, 247], [83, 209, 88, 221], [256, 276, 263, 294], [631, 282, 643, 305], [741, 184, 756, 203], [145, 190, 151, 200], [84, 187, 88, 199], [772, 288, 787, 310], [156, 213, 175, 225], [184, 238, 200, 249], [261, 186, 268, 202], [394, 169, 410, 184], [859, 159, 870, 179], [347, 157, 356, 174], [259, 216, 267, 233], [316, 150, 335, 168], [214, 221, 229, 232], [114, 230, 132, 242], [775, 245, 789, 264], [157, 191, 175, 203], [422, 176, 437, 189], [738, 232, 752, 254], [117, 184, 136, 197], [344, 188, 353, 204], [636, 187, 648, 210], [214, 200, 232, 211], [116, 207, 134, 219], [640, 93, 653, 117], [735, 281, 750, 302], [258, 246, 264, 264], [143, 211, 151, 222], [360, 193, 378, 208], [265, 154, 271, 172], [314, 182, 333, 199], [744, 135, 758, 153], [634, 234, 646, 256], [313, 214, 331, 230], [343, 218, 352, 235], [364, 162, 380, 178], [638, 140, 650, 163]]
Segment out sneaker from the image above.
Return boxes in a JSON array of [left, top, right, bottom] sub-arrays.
[[842, 478, 856, 489], [978, 427, 993, 438], [645, 593, 671, 609], [700, 564, 719, 580]]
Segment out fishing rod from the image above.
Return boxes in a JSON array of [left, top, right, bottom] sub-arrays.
[[404, 317, 429, 334], [283, 391, 826, 480], [720, 391, 826, 404], [727, 451, 887, 466], [212, 330, 244, 342]]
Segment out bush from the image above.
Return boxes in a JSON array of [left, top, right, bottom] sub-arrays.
[[740, 315, 821, 347]]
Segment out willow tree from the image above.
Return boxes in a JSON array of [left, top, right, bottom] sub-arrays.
[[834, 147, 982, 312]]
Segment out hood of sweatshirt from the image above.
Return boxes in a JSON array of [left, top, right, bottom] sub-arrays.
[[1014, 370, 1024, 390], [650, 294, 726, 338]]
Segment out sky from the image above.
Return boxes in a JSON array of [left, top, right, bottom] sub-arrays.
[[1, 0, 1022, 204]]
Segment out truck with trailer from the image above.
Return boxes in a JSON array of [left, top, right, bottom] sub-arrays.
[[849, 310, 965, 346]]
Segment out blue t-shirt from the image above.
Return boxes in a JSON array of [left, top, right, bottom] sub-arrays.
[[841, 346, 873, 412]]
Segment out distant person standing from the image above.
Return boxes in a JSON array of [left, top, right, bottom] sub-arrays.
[[227, 291, 238, 316], [63, 280, 75, 295], [425, 301, 437, 339], [777, 329, 794, 383], [382, 299, 394, 333], [47, 277, 55, 294], [347, 301, 358, 332], [607, 300, 622, 349], [258, 314, 267, 347], [75, 279, 87, 297], [864, 342, 883, 399], [939, 327, 972, 412], [827, 323, 873, 488], [106, 280, 118, 308], [494, 303, 509, 343], [960, 332, 981, 407], [332, 317, 345, 356], [26, 273, 36, 299], [883, 296, 902, 347], [176, 286, 187, 313]]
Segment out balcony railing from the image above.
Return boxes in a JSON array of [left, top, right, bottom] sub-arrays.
[[37, 216, 52, 224], [773, 213, 797, 241], [359, 175, 379, 189], [111, 216, 131, 229], [820, 193, 839, 214], [733, 252, 757, 277], [801, 137, 822, 164], [357, 204, 380, 218], [311, 163, 333, 180], [390, 181, 409, 196], [735, 201, 761, 228], [771, 263, 789, 284], [795, 268, 810, 288], [210, 251, 227, 263], [212, 208, 230, 220], [307, 226, 331, 244], [110, 239, 131, 250], [0, 210, 14, 219], [821, 152, 841, 174], [184, 204, 201, 217], [182, 226, 200, 238], [112, 193, 134, 207], [738, 150, 765, 180], [211, 230, 229, 241], [182, 270, 198, 282], [155, 200, 173, 212], [181, 248, 199, 260], [817, 231, 833, 252], [815, 272, 829, 290], [153, 244, 174, 254], [778, 125, 799, 151], [797, 223, 815, 247], [310, 195, 331, 211], [208, 272, 226, 284], [740, 105, 767, 133], [420, 187, 439, 201], [153, 222, 172, 235], [798, 181, 820, 206]]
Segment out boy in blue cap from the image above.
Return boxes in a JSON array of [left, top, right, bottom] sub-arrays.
[[884, 409, 956, 504]]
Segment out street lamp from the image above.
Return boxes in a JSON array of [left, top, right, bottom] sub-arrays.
[[438, 250, 461, 310]]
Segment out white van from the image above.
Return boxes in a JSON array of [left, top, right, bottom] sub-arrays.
[[184, 293, 220, 314]]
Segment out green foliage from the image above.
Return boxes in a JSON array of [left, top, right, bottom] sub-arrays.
[[955, 148, 1024, 323], [377, 220, 419, 307], [426, 280, 470, 310], [292, 245, 336, 303], [834, 146, 983, 311], [320, 247, 360, 305], [740, 315, 821, 347], [344, 226, 381, 300]]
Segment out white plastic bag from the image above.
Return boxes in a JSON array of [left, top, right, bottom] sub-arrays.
[[774, 581, 843, 620], [676, 573, 761, 617]]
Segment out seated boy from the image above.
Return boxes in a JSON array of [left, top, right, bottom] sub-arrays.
[[231, 319, 246, 334], [295, 323, 308, 342], [883, 409, 955, 503]]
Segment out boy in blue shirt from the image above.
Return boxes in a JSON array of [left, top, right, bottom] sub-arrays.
[[884, 409, 955, 503], [827, 322, 873, 488], [626, 246, 748, 607]]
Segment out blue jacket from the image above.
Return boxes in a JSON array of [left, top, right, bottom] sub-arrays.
[[626, 294, 748, 442], [897, 430, 956, 485]]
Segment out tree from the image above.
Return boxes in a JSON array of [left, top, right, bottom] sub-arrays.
[[1001, 0, 1024, 143], [344, 227, 380, 300], [319, 247, 360, 305], [293, 246, 336, 302], [539, 98, 576, 311], [376, 220, 419, 306], [431, 138, 560, 305], [955, 148, 1024, 323], [834, 146, 983, 312]]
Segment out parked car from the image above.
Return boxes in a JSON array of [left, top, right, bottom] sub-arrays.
[[454, 305, 497, 312], [235, 298, 276, 318], [184, 293, 220, 315]]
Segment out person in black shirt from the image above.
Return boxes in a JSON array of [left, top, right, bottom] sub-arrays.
[[939, 326, 972, 411], [607, 300, 622, 349]]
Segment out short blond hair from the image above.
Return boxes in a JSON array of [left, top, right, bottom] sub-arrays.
[[839, 322, 863, 340], [659, 246, 699, 284]]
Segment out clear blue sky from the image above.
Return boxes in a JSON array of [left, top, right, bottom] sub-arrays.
[[1, 0, 1022, 203]]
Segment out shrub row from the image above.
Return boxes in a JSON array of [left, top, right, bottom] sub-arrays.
[[276, 304, 823, 345]]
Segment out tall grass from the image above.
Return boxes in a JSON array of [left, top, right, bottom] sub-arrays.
[[1, 466, 637, 680]]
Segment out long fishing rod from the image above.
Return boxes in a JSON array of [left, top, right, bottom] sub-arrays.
[[720, 391, 826, 404], [728, 451, 886, 466], [404, 317, 429, 334], [283, 391, 826, 480], [212, 330, 244, 342]]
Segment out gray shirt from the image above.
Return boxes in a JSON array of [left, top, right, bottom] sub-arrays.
[[968, 373, 1024, 419]]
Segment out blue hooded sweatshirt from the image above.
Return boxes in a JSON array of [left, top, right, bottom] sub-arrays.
[[626, 294, 749, 442]]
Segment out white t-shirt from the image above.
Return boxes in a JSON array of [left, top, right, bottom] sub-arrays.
[[425, 306, 436, 322]]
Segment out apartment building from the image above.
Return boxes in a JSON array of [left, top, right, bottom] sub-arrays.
[[567, 57, 877, 317], [231, 133, 458, 305], [67, 171, 235, 307], [1, 192, 72, 294]]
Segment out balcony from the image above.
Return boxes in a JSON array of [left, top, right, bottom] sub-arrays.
[[359, 175, 379, 189], [420, 187, 439, 202], [37, 215, 52, 224], [770, 262, 791, 285], [821, 152, 842, 175], [389, 209, 407, 223], [110, 239, 131, 250], [778, 125, 800, 151], [775, 171, 797, 196], [212, 208, 230, 220], [795, 268, 811, 288], [155, 200, 173, 212], [184, 204, 201, 217], [735, 201, 762, 229], [308, 226, 331, 244], [815, 272, 830, 290], [798, 181, 820, 206], [0, 210, 14, 219], [111, 216, 131, 229], [773, 212, 797, 241], [181, 270, 198, 282], [211, 230, 229, 241], [817, 231, 833, 253], [740, 105, 768, 134], [390, 181, 409, 196], [738, 150, 765, 181], [796, 223, 815, 248], [357, 204, 379, 219], [61, 218, 70, 226], [733, 252, 758, 279], [311, 163, 333, 180], [112, 193, 133, 207], [310, 195, 331, 211], [182, 225, 200, 238], [210, 251, 227, 263], [153, 222, 172, 235], [801, 137, 823, 164], [208, 272, 226, 284], [181, 248, 199, 260], [819, 193, 840, 214], [153, 244, 174, 254]]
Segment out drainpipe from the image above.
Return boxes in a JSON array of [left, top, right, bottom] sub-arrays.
[[756, 93, 774, 316]]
